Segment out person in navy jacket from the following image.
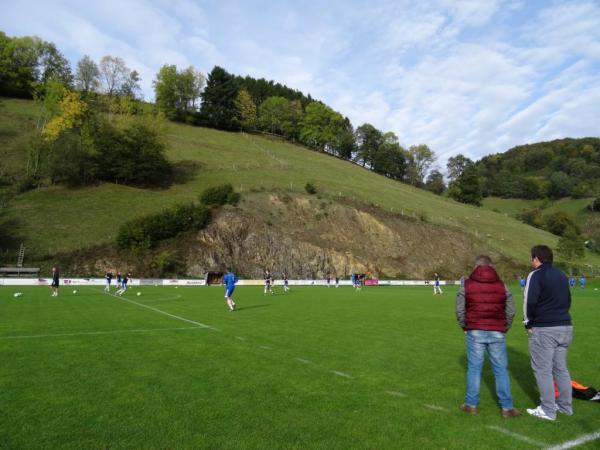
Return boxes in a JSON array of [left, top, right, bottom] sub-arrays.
[[524, 245, 573, 421]]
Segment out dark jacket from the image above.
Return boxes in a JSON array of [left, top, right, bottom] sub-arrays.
[[456, 265, 515, 332], [524, 263, 571, 329]]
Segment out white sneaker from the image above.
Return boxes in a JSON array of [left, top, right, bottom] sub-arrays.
[[526, 406, 555, 421]]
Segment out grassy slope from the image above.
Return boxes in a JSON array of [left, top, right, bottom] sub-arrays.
[[1, 284, 599, 449], [482, 197, 597, 232], [2, 98, 599, 265]]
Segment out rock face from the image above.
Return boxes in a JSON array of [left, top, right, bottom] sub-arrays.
[[49, 192, 523, 279], [178, 193, 518, 279]]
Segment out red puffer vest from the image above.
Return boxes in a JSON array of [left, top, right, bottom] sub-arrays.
[[464, 265, 507, 332]]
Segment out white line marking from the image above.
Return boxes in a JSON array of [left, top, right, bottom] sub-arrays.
[[295, 358, 312, 364], [259, 345, 272, 350], [331, 370, 353, 379], [423, 404, 449, 412], [486, 426, 546, 447], [386, 391, 407, 397], [0, 327, 203, 340], [235, 336, 246, 341], [102, 290, 219, 331], [545, 430, 600, 450]]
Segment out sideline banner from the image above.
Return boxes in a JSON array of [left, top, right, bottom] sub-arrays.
[[1, 278, 457, 287]]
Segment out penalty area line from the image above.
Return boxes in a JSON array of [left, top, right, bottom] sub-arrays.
[[101, 290, 219, 331], [423, 404, 449, 412], [0, 326, 204, 340], [486, 426, 546, 447]]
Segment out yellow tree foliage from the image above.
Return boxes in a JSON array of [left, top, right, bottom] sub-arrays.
[[42, 91, 88, 142], [235, 88, 257, 130]]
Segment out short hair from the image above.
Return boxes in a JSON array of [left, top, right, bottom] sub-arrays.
[[474, 255, 493, 266], [531, 245, 553, 264]]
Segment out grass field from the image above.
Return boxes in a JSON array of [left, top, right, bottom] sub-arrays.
[[1, 283, 599, 449]]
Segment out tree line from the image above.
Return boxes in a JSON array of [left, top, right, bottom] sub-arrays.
[[1, 30, 444, 190]]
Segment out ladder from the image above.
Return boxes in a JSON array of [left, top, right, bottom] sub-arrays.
[[16, 243, 25, 268]]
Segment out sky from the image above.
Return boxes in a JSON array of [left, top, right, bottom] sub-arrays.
[[1, 0, 599, 168]]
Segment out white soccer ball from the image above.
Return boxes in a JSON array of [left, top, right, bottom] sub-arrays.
[[72, 290, 77, 294], [13, 292, 20, 298], [137, 292, 141, 296]]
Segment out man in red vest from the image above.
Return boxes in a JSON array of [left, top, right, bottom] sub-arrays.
[[456, 255, 520, 417]]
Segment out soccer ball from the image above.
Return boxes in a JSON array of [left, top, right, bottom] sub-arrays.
[[13, 292, 21, 298], [73, 290, 77, 294], [137, 292, 141, 296]]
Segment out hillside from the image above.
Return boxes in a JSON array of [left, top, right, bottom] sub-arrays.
[[1, 98, 599, 277]]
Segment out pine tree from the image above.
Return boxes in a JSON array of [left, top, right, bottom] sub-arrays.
[[200, 66, 239, 130]]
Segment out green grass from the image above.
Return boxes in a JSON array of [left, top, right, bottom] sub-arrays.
[[482, 197, 596, 225], [4, 98, 600, 266], [1, 283, 599, 449]]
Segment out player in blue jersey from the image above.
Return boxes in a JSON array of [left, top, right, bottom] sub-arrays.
[[580, 275, 586, 289], [569, 277, 576, 288], [519, 276, 526, 289], [223, 268, 238, 311], [433, 272, 443, 295], [335, 276, 340, 288]]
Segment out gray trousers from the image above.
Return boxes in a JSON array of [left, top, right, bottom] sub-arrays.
[[528, 326, 573, 418]]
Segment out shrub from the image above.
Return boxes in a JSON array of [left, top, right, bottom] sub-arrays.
[[588, 198, 600, 212], [544, 211, 580, 236], [200, 183, 240, 206], [116, 203, 210, 249], [305, 182, 317, 195]]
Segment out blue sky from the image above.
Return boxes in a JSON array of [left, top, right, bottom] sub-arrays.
[[1, 0, 599, 168]]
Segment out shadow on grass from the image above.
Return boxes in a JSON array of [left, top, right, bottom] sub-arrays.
[[457, 345, 538, 406], [236, 304, 271, 311]]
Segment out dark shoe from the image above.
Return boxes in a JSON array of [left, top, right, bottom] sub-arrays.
[[502, 408, 521, 418], [460, 404, 479, 415]]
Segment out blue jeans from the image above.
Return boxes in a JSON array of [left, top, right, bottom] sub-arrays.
[[465, 330, 513, 409]]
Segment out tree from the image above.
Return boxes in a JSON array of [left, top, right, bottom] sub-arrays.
[[99, 55, 128, 96], [547, 171, 573, 198], [425, 170, 446, 195], [234, 88, 257, 130], [544, 211, 579, 236], [557, 230, 585, 262], [406, 144, 435, 186], [75, 55, 100, 94], [154, 64, 204, 120], [200, 66, 239, 130], [285, 100, 304, 141], [120, 70, 141, 99], [354, 123, 383, 167], [449, 165, 482, 206], [258, 96, 289, 135], [446, 154, 473, 183], [299, 102, 346, 153]]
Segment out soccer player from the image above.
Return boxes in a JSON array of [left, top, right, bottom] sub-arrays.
[[51, 267, 60, 297], [283, 273, 290, 293], [264, 270, 273, 295], [519, 276, 526, 290], [326, 274, 331, 287], [104, 270, 113, 292], [569, 277, 576, 288], [116, 272, 130, 296], [433, 273, 443, 295], [335, 276, 340, 288], [116, 272, 122, 290], [580, 275, 586, 289], [223, 268, 238, 311]]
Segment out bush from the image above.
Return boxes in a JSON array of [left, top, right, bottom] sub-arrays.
[[588, 198, 600, 212], [544, 211, 580, 236], [116, 203, 210, 249], [305, 182, 317, 195], [518, 208, 544, 228], [200, 183, 240, 206]]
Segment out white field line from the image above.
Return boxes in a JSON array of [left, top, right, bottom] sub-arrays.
[[423, 404, 449, 412], [259, 345, 272, 350], [545, 430, 600, 450], [295, 358, 312, 364], [331, 370, 353, 379], [0, 326, 203, 340], [386, 391, 407, 397], [235, 336, 246, 341], [102, 290, 219, 331], [486, 426, 546, 447]]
